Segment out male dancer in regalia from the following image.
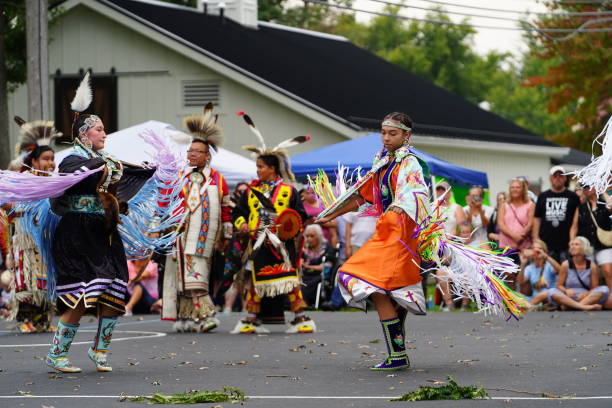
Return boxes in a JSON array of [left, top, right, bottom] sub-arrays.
[[162, 104, 232, 332]]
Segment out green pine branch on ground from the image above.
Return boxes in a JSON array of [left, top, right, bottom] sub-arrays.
[[392, 376, 489, 401], [129, 386, 246, 404]]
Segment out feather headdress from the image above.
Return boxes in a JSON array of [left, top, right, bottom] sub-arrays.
[[183, 102, 223, 151], [237, 111, 311, 182], [9, 116, 62, 170], [70, 71, 92, 113]]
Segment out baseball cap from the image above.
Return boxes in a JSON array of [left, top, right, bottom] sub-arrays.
[[549, 165, 566, 176]]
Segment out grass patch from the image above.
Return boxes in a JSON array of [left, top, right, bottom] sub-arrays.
[[129, 387, 246, 404], [392, 376, 489, 401]]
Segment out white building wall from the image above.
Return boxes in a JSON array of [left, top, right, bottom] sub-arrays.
[[8, 4, 347, 156], [416, 143, 552, 198]]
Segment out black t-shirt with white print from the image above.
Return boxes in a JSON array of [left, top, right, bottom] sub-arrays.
[[534, 189, 580, 252]]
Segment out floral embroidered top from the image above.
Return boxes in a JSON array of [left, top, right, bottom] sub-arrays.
[[358, 145, 430, 225]]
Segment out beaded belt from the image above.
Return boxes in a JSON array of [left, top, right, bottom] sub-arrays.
[[67, 195, 104, 214]]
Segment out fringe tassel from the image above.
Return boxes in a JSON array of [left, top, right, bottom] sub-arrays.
[[0, 167, 103, 205], [254, 278, 299, 298], [118, 129, 187, 259], [17, 200, 60, 300], [312, 161, 529, 320]]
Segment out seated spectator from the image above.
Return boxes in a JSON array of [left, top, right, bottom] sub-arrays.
[[126, 258, 159, 316], [520, 239, 561, 308], [0, 270, 12, 318], [463, 186, 494, 249], [301, 224, 336, 307], [576, 185, 612, 302], [546, 237, 609, 311]]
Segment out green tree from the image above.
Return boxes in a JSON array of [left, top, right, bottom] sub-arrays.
[[527, 2, 611, 151], [485, 47, 573, 139], [1, 0, 27, 167], [334, 7, 510, 105]]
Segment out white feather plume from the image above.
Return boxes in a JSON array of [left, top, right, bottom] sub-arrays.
[[168, 130, 192, 145], [70, 72, 92, 113], [572, 115, 612, 195]]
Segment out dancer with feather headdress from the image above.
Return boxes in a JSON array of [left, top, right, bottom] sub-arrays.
[[0, 72, 184, 373], [2, 117, 60, 333], [230, 111, 315, 334], [161, 103, 232, 333]]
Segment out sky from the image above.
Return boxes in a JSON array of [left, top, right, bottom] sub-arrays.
[[351, 0, 550, 56]]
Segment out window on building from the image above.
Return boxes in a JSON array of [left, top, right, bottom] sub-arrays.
[[54, 73, 118, 139]]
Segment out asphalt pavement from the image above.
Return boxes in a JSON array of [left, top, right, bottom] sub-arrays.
[[0, 310, 611, 408]]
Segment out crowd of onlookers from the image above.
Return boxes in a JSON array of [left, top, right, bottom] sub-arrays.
[[1, 164, 611, 318]]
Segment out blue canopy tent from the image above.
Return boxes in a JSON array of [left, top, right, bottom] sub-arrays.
[[292, 133, 488, 188]]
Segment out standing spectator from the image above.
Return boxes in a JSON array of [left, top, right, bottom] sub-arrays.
[[532, 166, 580, 263], [463, 186, 494, 248], [546, 237, 608, 311], [301, 188, 338, 247], [498, 178, 535, 289], [301, 224, 335, 307], [344, 211, 377, 259], [435, 181, 465, 310], [576, 185, 612, 292], [487, 192, 507, 248], [435, 181, 466, 236], [516, 176, 538, 203]]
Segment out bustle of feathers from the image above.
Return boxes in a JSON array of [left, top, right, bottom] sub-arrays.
[[70, 71, 93, 113], [183, 102, 223, 148]]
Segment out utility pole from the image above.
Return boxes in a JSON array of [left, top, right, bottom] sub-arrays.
[[0, 4, 11, 169], [26, 0, 49, 121]]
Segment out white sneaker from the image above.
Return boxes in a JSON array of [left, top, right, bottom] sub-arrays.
[[230, 319, 270, 334], [285, 316, 316, 334]]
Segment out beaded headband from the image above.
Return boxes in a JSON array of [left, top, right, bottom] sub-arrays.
[[381, 120, 411, 132], [78, 115, 101, 136]]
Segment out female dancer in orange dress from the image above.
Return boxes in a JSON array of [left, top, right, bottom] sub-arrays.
[[317, 112, 429, 370]]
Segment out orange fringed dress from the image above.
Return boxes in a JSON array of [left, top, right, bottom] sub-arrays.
[[337, 148, 430, 314]]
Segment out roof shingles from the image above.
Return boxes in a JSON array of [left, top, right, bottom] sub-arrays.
[[100, 0, 559, 147]]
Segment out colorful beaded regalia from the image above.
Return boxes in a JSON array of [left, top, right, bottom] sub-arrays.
[[312, 145, 528, 320], [3, 117, 62, 333], [0, 72, 184, 372], [230, 112, 315, 334], [162, 103, 232, 333]]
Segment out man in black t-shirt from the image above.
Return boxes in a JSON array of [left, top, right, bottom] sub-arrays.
[[533, 166, 580, 263]]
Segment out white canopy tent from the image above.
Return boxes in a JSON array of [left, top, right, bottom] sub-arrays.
[[54, 120, 257, 186]]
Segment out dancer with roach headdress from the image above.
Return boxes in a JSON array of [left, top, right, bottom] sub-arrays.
[[161, 103, 233, 333]]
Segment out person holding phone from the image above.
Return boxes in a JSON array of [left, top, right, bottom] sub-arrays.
[[464, 186, 493, 249]]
